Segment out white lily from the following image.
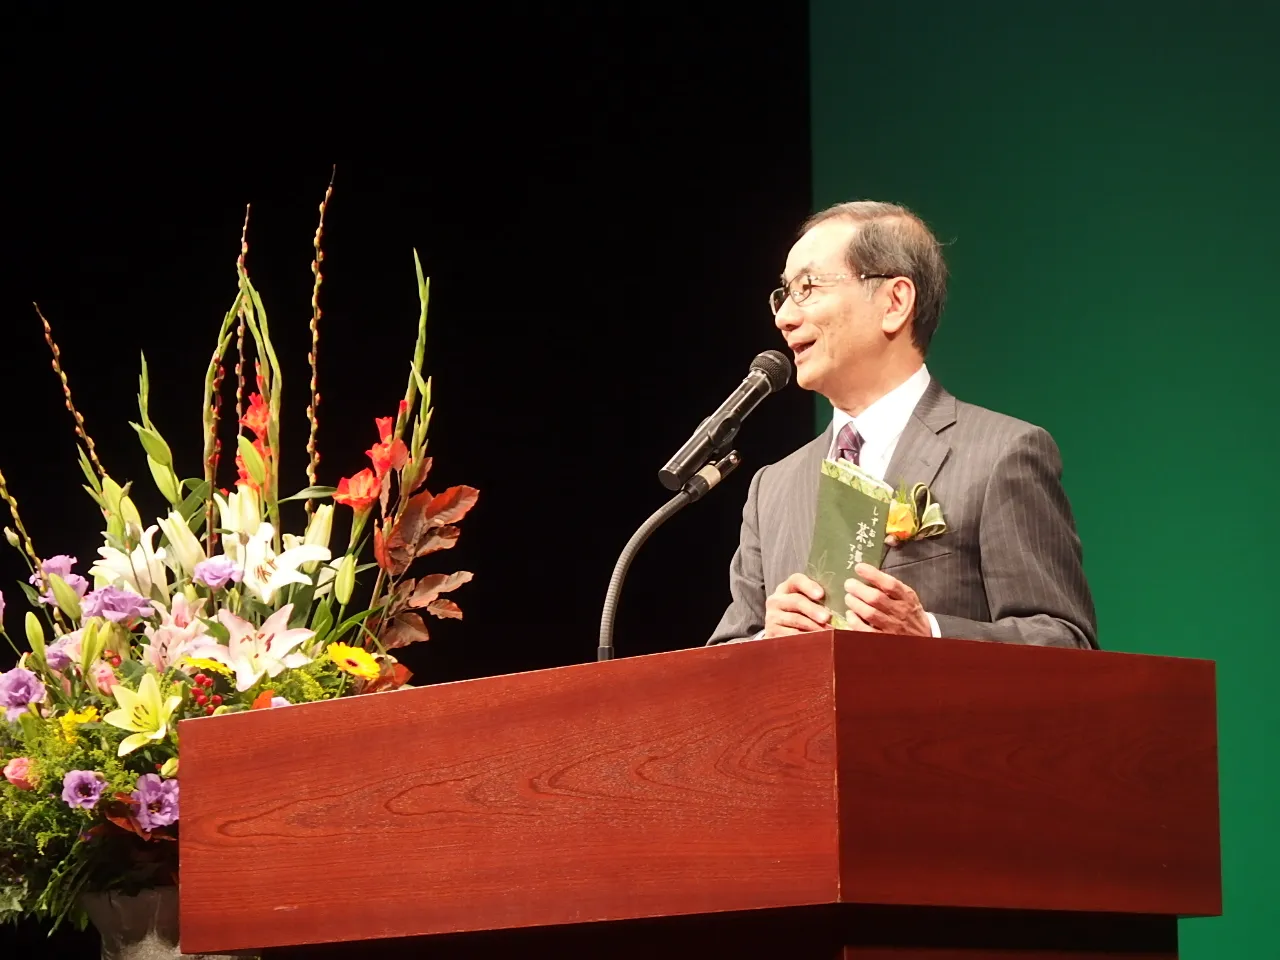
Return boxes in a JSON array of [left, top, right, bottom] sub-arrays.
[[218, 605, 315, 692], [214, 485, 263, 562], [239, 523, 331, 605], [89, 525, 169, 601], [302, 504, 333, 574], [158, 511, 206, 579], [140, 595, 223, 672], [304, 504, 334, 550]]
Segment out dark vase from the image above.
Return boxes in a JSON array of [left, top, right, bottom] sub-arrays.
[[79, 886, 251, 960]]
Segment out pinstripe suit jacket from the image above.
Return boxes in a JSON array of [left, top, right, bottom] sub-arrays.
[[707, 379, 1098, 648]]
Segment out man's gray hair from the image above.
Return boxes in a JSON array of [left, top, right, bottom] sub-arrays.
[[802, 200, 948, 354]]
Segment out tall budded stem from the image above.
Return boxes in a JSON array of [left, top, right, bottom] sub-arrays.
[[305, 170, 334, 515]]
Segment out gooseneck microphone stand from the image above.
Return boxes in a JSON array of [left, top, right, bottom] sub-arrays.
[[597, 450, 741, 662]]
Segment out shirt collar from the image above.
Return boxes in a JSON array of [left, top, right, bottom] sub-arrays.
[[831, 364, 932, 448]]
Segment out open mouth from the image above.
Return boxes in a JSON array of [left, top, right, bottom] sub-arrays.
[[791, 340, 816, 361]]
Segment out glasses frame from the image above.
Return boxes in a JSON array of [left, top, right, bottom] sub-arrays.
[[769, 271, 897, 315]]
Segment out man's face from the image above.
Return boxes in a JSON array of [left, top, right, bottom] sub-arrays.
[[774, 218, 888, 401]]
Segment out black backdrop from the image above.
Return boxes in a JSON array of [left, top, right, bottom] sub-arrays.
[[1, 8, 812, 954]]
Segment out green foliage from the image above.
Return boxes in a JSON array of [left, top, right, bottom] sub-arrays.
[[0, 706, 145, 930], [261, 656, 348, 705]]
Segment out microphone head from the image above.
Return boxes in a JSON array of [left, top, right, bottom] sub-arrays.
[[750, 350, 792, 393]]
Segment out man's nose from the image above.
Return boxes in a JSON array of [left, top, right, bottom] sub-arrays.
[[774, 298, 800, 332]]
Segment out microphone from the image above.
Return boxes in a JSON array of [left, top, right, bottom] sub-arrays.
[[657, 350, 791, 491]]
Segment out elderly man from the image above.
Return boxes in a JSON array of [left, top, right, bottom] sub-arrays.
[[708, 201, 1097, 648]]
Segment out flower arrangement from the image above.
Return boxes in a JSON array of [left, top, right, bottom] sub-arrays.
[[0, 193, 479, 932]]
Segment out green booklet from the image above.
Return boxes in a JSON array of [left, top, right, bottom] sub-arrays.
[[805, 458, 893, 627]]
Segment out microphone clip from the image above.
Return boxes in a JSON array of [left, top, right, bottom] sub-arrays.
[[682, 449, 742, 502]]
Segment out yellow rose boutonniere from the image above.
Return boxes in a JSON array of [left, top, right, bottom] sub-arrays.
[[886, 500, 919, 541], [885, 482, 947, 546]]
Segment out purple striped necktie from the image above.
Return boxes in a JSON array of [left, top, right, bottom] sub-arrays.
[[835, 422, 864, 465]]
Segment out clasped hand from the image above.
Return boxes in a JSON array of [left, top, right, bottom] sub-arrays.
[[762, 564, 930, 638]]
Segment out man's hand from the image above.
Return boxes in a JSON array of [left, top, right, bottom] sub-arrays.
[[843, 564, 931, 636], [763, 573, 832, 638]]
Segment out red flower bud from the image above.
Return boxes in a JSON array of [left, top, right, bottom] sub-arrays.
[[193, 674, 207, 686], [210, 694, 222, 706], [205, 704, 216, 715]]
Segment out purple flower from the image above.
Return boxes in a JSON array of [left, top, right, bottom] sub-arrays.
[[0, 588, 6, 626], [131, 774, 179, 830], [270, 696, 291, 708], [61, 770, 106, 810], [82, 586, 154, 623], [0, 667, 47, 722], [29, 555, 89, 605], [44, 631, 83, 672], [192, 556, 243, 590]]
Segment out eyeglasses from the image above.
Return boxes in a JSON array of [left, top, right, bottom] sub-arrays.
[[768, 272, 897, 315]]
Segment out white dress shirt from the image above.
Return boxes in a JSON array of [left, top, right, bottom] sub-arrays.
[[828, 363, 941, 637]]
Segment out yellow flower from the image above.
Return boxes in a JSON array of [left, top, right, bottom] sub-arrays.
[[886, 500, 919, 541], [103, 673, 183, 757], [59, 706, 100, 742], [181, 657, 233, 677], [327, 642, 380, 681]]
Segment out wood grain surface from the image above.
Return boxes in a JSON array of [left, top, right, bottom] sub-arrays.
[[832, 632, 1220, 917], [180, 631, 1219, 956], [180, 635, 840, 953]]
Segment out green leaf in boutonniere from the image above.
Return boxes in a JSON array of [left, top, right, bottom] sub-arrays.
[[885, 482, 947, 546]]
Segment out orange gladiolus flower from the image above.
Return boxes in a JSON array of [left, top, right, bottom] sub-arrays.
[[334, 468, 381, 512], [367, 415, 408, 478], [240, 393, 269, 438], [367, 438, 409, 478]]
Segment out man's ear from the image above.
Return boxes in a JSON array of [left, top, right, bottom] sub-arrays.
[[880, 276, 917, 337]]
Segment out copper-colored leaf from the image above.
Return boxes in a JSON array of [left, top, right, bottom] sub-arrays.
[[388, 577, 416, 616], [426, 598, 463, 620], [389, 661, 413, 687], [104, 812, 148, 840], [362, 660, 414, 694], [373, 523, 393, 573], [408, 571, 473, 608], [380, 518, 415, 577], [423, 485, 479, 526], [379, 472, 392, 518], [103, 800, 153, 841], [415, 524, 460, 558], [385, 484, 477, 566], [407, 456, 433, 495], [387, 488, 434, 556], [381, 611, 430, 650]]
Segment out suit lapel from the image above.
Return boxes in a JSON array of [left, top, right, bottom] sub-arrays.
[[785, 382, 955, 580], [783, 427, 831, 579], [883, 379, 957, 492]]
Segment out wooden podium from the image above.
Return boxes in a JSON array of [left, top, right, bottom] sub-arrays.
[[178, 632, 1220, 958]]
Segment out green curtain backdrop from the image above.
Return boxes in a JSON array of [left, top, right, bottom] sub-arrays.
[[810, 1, 1278, 955]]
